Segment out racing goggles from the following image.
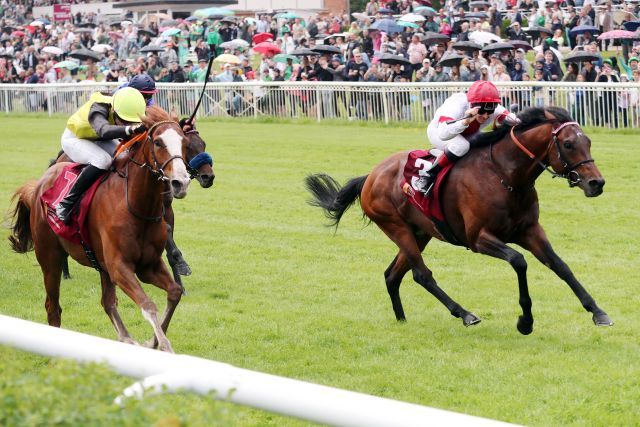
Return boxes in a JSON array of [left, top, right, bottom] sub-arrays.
[[472, 102, 498, 115]]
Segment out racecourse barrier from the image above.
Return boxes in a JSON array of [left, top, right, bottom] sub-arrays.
[[0, 315, 518, 427], [1, 81, 639, 129]]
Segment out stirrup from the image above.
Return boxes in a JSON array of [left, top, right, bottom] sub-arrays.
[[55, 203, 73, 224]]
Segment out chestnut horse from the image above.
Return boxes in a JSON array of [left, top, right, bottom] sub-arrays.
[[306, 107, 612, 334], [55, 118, 215, 289], [9, 106, 191, 352]]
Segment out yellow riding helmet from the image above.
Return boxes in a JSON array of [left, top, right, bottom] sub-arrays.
[[112, 87, 146, 123]]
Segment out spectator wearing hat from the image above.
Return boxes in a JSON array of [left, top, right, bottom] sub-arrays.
[[619, 56, 639, 80]]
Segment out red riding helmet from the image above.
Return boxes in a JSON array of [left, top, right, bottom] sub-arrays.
[[466, 81, 500, 104]]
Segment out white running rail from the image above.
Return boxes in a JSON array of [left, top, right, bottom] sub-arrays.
[[0, 314, 518, 427]]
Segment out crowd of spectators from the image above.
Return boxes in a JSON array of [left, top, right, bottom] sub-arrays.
[[1, 0, 640, 125]]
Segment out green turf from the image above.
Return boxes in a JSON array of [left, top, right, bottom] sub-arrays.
[[0, 118, 638, 426]]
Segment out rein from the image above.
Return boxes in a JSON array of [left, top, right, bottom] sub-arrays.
[[117, 119, 185, 222], [491, 118, 594, 191]]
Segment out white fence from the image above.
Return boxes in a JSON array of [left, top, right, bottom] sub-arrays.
[[0, 314, 517, 427], [2, 81, 639, 129]]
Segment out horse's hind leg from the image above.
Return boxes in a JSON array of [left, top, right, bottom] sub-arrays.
[[34, 235, 65, 326], [518, 224, 612, 327], [474, 230, 533, 335], [62, 254, 71, 279], [99, 272, 137, 345], [378, 221, 479, 326], [385, 235, 431, 321]]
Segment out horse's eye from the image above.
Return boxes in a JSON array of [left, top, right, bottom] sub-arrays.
[[154, 139, 162, 147], [563, 142, 574, 150]]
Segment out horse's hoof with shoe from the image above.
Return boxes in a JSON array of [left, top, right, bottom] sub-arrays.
[[462, 312, 481, 327], [593, 313, 614, 327], [517, 316, 534, 335], [174, 260, 192, 276]]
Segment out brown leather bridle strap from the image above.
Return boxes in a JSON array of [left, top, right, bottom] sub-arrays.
[[509, 126, 537, 160]]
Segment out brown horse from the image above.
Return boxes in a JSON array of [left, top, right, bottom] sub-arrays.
[[9, 106, 191, 352], [306, 107, 612, 334]]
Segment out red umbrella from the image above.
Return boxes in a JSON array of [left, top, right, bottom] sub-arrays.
[[11, 30, 25, 37], [108, 31, 124, 39], [252, 32, 273, 44], [253, 41, 281, 55], [597, 30, 636, 40]]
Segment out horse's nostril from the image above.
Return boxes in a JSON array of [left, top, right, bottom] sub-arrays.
[[589, 179, 604, 189], [171, 180, 183, 192]]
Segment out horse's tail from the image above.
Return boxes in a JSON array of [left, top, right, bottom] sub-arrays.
[[8, 181, 37, 253], [305, 174, 368, 228]]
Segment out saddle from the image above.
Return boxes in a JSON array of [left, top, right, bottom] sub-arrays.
[[401, 149, 462, 246]]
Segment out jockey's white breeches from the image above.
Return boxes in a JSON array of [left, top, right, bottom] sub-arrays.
[[61, 129, 117, 170], [426, 123, 470, 158]]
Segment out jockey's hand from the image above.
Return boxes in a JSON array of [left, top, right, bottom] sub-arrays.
[[129, 123, 147, 135], [463, 106, 480, 125], [503, 114, 522, 127]]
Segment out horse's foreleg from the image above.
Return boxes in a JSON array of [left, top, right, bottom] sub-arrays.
[[379, 221, 478, 326], [137, 261, 183, 350], [385, 234, 431, 321], [474, 230, 533, 335], [62, 254, 71, 280], [165, 222, 191, 279], [518, 224, 612, 327], [99, 272, 137, 345], [109, 263, 174, 353]]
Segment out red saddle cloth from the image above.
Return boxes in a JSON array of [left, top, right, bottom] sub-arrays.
[[41, 164, 105, 246], [401, 149, 455, 222]]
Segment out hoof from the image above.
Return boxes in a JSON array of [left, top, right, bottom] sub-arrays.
[[462, 312, 481, 327], [593, 313, 614, 327], [144, 337, 159, 349], [517, 316, 534, 335], [174, 260, 192, 276]]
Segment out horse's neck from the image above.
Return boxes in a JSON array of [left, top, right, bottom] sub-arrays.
[[489, 127, 550, 189]]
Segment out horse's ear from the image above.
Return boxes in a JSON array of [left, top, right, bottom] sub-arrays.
[[170, 108, 179, 122], [543, 110, 557, 122]]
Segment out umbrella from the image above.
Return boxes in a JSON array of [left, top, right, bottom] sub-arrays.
[[400, 13, 426, 22], [140, 44, 165, 53], [160, 19, 179, 27], [108, 31, 124, 39], [244, 17, 257, 25], [91, 44, 113, 53], [121, 20, 133, 27], [161, 28, 181, 38], [379, 53, 411, 66], [11, 30, 25, 37], [78, 22, 97, 28], [569, 25, 600, 36], [378, 8, 394, 14], [69, 48, 100, 61], [623, 21, 640, 32], [73, 28, 93, 34], [275, 12, 301, 19], [30, 20, 45, 27], [220, 39, 249, 49], [253, 41, 281, 55], [397, 21, 420, 29], [252, 32, 273, 44], [138, 28, 157, 37], [220, 17, 236, 25], [437, 53, 468, 67], [481, 41, 515, 53], [185, 16, 199, 22], [53, 60, 79, 70], [193, 7, 234, 20], [42, 46, 63, 55], [452, 40, 483, 51], [274, 54, 299, 64], [370, 19, 404, 34], [524, 25, 553, 36], [414, 6, 437, 17], [465, 12, 489, 19], [468, 30, 502, 44], [563, 51, 601, 63], [0, 52, 13, 59], [510, 40, 533, 51], [469, 0, 491, 8], [420, 31, 451, 45], [311, 44, 341, 54], [597, 30, 636, 40], [351, 12, 369, 21], [213, 53, 241, 64], [291, 47, 319, 56]]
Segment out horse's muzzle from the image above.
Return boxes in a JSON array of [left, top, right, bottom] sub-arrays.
[[171, 178, 190, 199], [583, 178, 605, 197], [198, 173, 215, 188]]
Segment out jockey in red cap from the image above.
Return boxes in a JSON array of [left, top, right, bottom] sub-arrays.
[[416, 80, 520, 195]]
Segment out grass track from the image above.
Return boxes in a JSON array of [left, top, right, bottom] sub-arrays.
[[0, 117, 639, 426]]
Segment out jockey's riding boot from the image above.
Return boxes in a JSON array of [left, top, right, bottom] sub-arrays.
[[55, 165, 104, 224], [415, 149, 460, 196]]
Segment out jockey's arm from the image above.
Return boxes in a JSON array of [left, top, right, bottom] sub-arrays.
[[432, 94, 470, 141], [88, 103, 134, 140], [434, 117, 469, 141]]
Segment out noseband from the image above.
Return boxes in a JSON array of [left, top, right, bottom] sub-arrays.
[[509, 120, 595, 188]]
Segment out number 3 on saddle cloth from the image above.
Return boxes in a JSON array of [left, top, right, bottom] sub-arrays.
[[401, 149, 462, 246], [41, 164, 107, 268]]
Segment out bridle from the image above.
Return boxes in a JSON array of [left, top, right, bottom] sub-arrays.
[[118, 120, 186, 222], [496, 119, 595, 190]]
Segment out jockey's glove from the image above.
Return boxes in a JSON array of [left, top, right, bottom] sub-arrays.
[[127, 123, 147, 136]]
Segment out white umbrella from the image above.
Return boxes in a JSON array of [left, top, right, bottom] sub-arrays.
[[220, 38, 249, 49], [92, 44, 113, 53], [42, 46, 63, 55], [30, 20, 45, 27], [400, 13, 426, 22], [351, 12, 369, 21], [468, 31, 502, 45]]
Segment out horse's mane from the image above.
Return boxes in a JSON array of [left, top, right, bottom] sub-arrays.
[[469, 106, 574, 149]]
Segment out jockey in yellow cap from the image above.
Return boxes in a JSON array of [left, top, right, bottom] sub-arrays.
[[56, 87, 147, 223]]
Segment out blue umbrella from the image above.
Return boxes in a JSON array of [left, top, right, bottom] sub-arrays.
[[397, 21, 419, 29], [370, 19, 404, 34], [378, 7, 394, 14], [161, 28, 181, 37], [623, 20, 640, 32], [569, 25, 600, 36]]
